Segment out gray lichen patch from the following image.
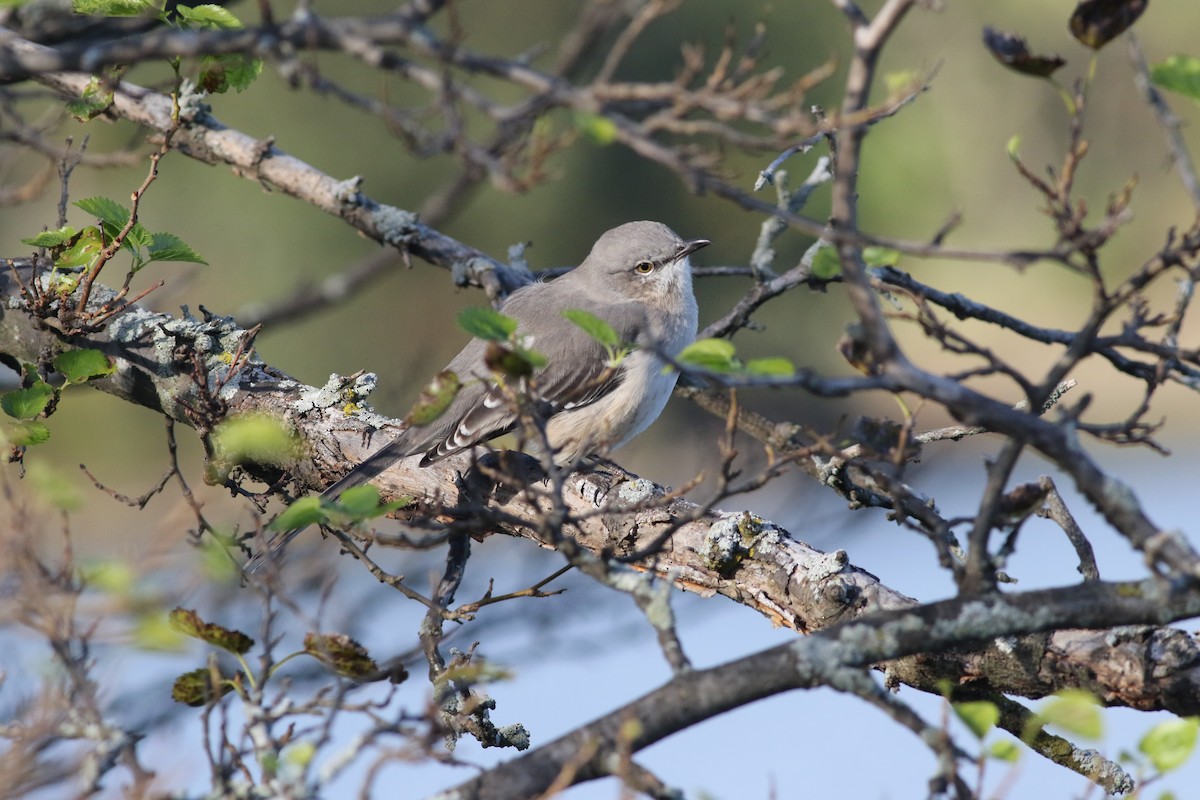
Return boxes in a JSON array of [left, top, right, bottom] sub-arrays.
[[702, 511, 767, 576], [294, 372, 381, 419]]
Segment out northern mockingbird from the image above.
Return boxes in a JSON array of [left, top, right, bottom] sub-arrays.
[[245, 221, 709, 573]]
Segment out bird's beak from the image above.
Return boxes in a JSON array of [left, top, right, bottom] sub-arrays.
[[675, 238, 711, 261]]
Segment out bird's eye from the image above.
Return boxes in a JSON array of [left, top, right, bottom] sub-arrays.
[[634, 260, 654, 274]]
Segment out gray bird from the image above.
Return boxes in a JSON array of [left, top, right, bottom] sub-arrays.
[[245, 221, 709, 573]]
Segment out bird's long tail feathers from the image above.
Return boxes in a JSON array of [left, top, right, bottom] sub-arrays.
[[242, 437, 411, 575]]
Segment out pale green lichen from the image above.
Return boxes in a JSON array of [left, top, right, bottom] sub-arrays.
[[703, 512, 765, 575], [615, 478, 657, 505]]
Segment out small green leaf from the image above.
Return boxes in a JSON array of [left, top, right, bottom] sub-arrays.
[[171, 666, 236, 707], [22, 226, 78, 248], [403, 370, 461, 427], [74, 196, 151, 250], [988, 739, 1021, 763], [811, 245, 842, 280], [1036, 689, 1103, 740], [484, 341, 545, 377], [1139, 717, 1199, 774], [1, 382, 55, 420], [863, 246, 901, 267], [197, 532, 241, 583], [269, 496, 327, 531], [1007, 134, 1022, 160], [678, 338, 738, 372], [53, 349, 115, 383], [337, 484, 414, 520], [303, 632, 380, 679], [74, 196, 131, 230], [281, 741, 317, 771], [954, 700, 1000, 739], [222, 56, 263, 93], [197, 55, 232, 94], [883, 69, 922, 95], [210, 413, 299, 472], [168, 607, 255, 654], [1, 419, 51, 447], [147, 232, 207, 265], [574, 111, 617, 145], [562, 309, 622, 349], [54, 226, 104, 269], [81, 559, 137, 594], [176, 3, 243, 28], [745, 357, 796, 377], [133, 611, 189, 652], [457, 306, 518, 341], [27, 462, 81, 511], [1151, 56, 1200, 104], [336, 485, 385, 516], [65, 76, 115, 122]]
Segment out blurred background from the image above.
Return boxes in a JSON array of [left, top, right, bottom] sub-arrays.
[[2, 0, 1200, 797]]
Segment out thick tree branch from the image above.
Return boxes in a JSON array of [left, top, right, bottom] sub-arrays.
[[1, 261, 1197, 734]]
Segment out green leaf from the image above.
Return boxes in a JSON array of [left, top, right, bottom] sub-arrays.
[[457, 306, 518, 341], [1007, 134, 1022, 160], [65, 76, 115, 122], [574, 111, 617, 145], [1139, 717, 1199, 774], [678, 338, 738, 372], [27, 462, 81, 511], [81, 559, 137, 594], [281, 741, 317, 772], [337, 484, 413, 520], [74, 196, 151, 249], [53, 349, 115, 383], [176, 3, 243, 29], [22, 226, 77, 248], [72, 0, 157, 18], [863, 246, 901, 267], [168, 607, 255, 654], [1037, 689, 1103, 740], [269, 496, 327, 531], [954, 700, 1000, 739], [147, 232, 207, 265], [484, 341, 543, 377], [562, 309, 622, 349], [1, 382, 55, 420], [303, 632, 380, 679], [54, 226, 104, 269], [745, 357, 796, 377], [223, 56, 263, 92], [811, 245, 842, 280], [210, 413, 299, 471], [403, 370, 461, 427], [336, 485, 385, 516], [74, 196, 131, 230], [171, 666, 236, 706], [1151, 56, 1200, 104], [133, 611, 189, 651], [1, 419, 51, 447], [988, 739, 1021, 763], [883, 69, 922, 95], [197, 55, 231, 94]]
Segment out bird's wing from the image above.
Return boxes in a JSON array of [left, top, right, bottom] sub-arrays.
[[420, 291, 646, 464]]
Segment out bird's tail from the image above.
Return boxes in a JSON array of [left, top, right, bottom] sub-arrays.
[[242, 437, 412, 575]]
